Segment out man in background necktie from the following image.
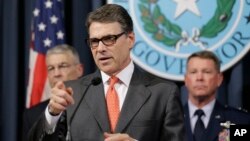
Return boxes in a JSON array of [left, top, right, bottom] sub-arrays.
[[183, 50, 250, 141]]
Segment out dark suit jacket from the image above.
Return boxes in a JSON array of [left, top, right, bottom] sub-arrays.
[[184, 101, 250, 141], [23, 100, 49, 141], [28, 68, 185, 141]]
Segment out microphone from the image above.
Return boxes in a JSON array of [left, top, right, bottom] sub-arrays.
[[66, 77, 102, 141], [91, 77, 102, 86]]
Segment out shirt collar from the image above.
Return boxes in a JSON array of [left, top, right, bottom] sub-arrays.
[[101, 61, 134, 86], [188, 99, 216, 118]]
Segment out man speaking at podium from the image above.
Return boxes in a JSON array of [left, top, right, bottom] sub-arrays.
[[28, 4, 184, 141]]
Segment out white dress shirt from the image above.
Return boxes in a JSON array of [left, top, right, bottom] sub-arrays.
[[101, 61, 134, 110]]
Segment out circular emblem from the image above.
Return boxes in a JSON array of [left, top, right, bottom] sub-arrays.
[[108, 0, 250, 81]]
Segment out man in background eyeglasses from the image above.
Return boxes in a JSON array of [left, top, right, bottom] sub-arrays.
[[23, 44, 83, 141]]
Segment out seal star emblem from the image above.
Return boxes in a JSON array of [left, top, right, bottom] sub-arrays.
[[173, 0, 201, 19]]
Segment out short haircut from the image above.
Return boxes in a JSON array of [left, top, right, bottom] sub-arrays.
[[46, 44, 80, 64], [187, 50, 221, 72], [85, 4, 133, 34]]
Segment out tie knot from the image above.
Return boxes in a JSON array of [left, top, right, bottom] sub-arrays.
[[109, 76, 119, 87], [194, 109, 204, 118]]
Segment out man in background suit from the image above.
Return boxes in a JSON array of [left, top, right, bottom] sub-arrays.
[[28, 4, 184, 141], [183, 50, 250, 141], [22, 44, 83, 141]]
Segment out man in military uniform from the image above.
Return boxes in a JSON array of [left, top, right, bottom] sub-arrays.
[[183, 50, 250, 141]]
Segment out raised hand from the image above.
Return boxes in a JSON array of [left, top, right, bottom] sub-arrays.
[[48, 81, 75, 115]]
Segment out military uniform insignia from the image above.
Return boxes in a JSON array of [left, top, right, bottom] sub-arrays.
[[219, 129, 230, 141], [219, 121, 235, 141]]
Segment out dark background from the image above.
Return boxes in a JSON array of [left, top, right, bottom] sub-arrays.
[[0, 0, 249, 141]]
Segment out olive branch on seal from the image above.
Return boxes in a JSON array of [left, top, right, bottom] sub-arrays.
[[139, 0, 235, 51], [200, 0, 235, 38], [139, 0, 182, 47]]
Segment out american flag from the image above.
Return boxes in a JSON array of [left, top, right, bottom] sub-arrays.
[[26, 0, 66, 108]]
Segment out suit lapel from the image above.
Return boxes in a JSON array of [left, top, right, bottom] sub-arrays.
[[115, 68, 151, 133], [67, 71, 110, 132], [66, 78, 88, 124], [84, 73, 110, 132]]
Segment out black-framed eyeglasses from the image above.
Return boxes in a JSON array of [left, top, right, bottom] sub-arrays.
[[86, 32, 126, 48]]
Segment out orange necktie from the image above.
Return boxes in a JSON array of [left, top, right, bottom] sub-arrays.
[[106, 76, 120, 132]]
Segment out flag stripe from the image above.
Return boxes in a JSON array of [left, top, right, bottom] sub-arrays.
[[26, 48, 37, 107], [26, 0, 66, 108], [30, 54, 47, 107]]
